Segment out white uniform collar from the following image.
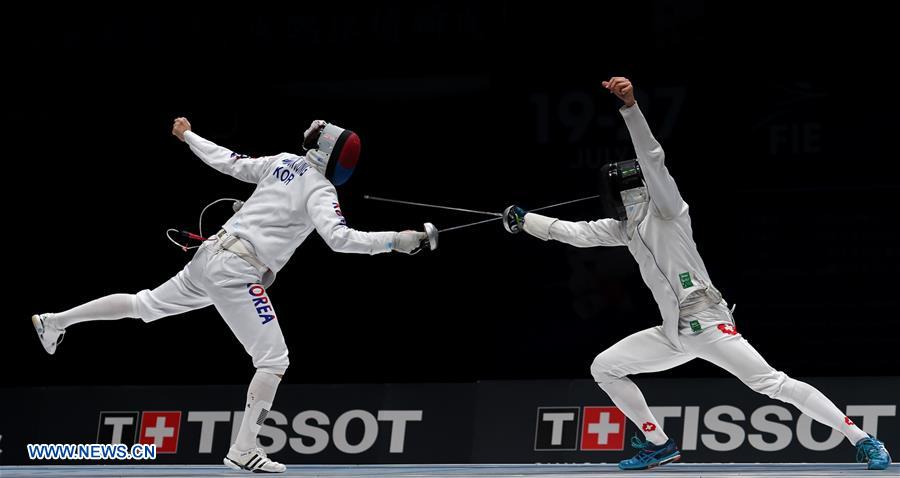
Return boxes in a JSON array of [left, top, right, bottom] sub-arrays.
[[622, 186, 649, 237]]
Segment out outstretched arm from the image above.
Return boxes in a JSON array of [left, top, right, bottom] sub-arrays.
[[603, 78, 685, 219], [172, 117, 273, 184], [506, 207, 627, 247], [307, 183, 424, 254]]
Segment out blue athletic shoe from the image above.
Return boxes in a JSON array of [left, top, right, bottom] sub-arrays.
[[618, 435, 681, 471], [856, 434, 891, 470]]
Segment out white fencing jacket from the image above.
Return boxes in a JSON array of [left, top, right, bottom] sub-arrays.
[[523, 104, 721, 348], [184, 131, 395, 276]]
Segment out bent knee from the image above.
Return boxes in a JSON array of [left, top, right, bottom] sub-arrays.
[[590, 354, 623, 385], [254, 350, 289, 376], [133, 290, 161, 322]]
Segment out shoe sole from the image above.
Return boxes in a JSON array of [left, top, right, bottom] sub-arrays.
[[223, 458, 241, 471], [651, 452, 682, 469], [223, 456, 285, 473], [619, 451, 681, 471]]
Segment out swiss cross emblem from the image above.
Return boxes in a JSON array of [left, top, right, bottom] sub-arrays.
[[138, 411, 181, 453], [845, 416, 855, 426], [580, 407, 626, 450], [717, 323, 738, 335], [642, 422, 657, 432]]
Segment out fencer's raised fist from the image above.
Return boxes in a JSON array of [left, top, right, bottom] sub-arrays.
[[172, 117, 192, 142], [602, 77, 636, 107], [392, 230, 428, 255], [503, 205, 527, 234]]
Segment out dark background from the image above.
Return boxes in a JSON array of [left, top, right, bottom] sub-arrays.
[[3, 4, 898, 386]]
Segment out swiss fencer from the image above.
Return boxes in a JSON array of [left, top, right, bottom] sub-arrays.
[[503, 77, 891, 471], [32, 118, 428, 473]]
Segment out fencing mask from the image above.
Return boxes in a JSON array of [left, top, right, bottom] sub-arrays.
[[303, 120, 361, 186], [600, 159, 648, 221]]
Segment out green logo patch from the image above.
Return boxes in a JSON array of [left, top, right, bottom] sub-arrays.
[[679, 272, 693, 289], [690, 320, 702, 333]]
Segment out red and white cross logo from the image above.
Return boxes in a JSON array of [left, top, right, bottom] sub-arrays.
[[580, 407, 626, 450], [138, 411, 181, 453]]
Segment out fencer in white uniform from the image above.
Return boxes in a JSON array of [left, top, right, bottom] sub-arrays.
[[503, 77, 891, 470], [32, 118, 428, 473]]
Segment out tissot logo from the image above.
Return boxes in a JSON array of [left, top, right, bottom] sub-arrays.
[[535, 404, 897, 453], [534, 406, 625, 451], [97, 409, 423, 456], [98, 411, 182, 453]]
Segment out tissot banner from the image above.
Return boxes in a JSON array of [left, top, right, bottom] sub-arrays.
[[1, 378, 896, 465]]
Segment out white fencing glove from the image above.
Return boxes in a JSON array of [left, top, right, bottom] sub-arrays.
[[392, 231, 428, 254]]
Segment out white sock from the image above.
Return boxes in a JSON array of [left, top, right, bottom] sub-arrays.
[[777, 378, 868, 445], [598, 377, 669, 446], [52, 294, 138, 329], [235, 371, 281, 451]]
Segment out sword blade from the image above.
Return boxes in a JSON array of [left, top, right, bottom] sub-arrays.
[[364, 195, 501, 217]]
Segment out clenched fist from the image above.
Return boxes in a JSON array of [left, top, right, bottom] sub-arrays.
[[172, 117, 192, 142], [602, 77, 636, 107]]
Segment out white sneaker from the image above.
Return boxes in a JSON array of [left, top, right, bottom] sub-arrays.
[[32, 314, 65, 355], [223, 445, 286, 473]]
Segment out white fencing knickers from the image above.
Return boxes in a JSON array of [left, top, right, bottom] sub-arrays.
[[589, 302, 867, 445], [134, 237, 289, 375]]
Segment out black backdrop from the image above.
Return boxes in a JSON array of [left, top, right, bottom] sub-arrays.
[[3, 4, 898, 387]]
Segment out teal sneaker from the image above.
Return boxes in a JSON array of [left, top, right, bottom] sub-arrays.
[[618, 435, 681, 471], [856, 434, 891, 470]]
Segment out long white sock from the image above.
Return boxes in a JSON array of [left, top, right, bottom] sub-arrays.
[[777, 378, 868, 444], [52, 294, 138, 329], [235, 371, 281, 451], [598, 377, 669, 446]]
